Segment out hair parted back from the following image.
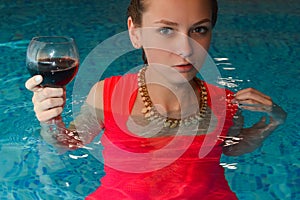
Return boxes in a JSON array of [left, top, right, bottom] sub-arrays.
[[127, 0, 218, 64], [127, 0, 218, 27]]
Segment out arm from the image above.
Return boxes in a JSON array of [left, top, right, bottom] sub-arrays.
[[222, 88, 287, 156], [39, 101, 104, 150], [25, 75, 105, 150]]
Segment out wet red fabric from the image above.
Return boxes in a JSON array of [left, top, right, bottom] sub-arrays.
[[86, 74, 238, 200]]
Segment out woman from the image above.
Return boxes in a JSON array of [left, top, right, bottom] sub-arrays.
[[25, 0, 286, 199]]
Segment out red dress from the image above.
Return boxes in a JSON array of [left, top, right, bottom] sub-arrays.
[[86, 73, 238, 200]]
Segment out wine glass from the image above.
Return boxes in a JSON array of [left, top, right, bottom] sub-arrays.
[[26, 36, 79, 130], [26, 36, 79, 87]]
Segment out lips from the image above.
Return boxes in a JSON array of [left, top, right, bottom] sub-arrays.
[[172, 63, 194, 72]]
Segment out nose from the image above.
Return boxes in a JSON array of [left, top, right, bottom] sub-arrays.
[[176, 34, 193, 58]]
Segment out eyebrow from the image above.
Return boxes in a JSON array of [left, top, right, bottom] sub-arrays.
[[154, 19, 179, 26], [154, 19, 211, 27]]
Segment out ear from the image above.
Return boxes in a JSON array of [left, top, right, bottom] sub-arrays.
[[128, 17, 142, 49]]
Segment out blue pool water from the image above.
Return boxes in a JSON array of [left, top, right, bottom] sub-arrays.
[[0, 0, 299, 199]]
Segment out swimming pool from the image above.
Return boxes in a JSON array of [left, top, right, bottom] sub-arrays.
[[0, 0, 299, 199]]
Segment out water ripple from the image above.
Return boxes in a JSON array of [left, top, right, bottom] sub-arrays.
[[0, 40, 30, 50]]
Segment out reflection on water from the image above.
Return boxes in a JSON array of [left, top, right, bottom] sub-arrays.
[[214, 57, 250, 91], [0, 40, 30, 49], [220, 162, 238, 170]]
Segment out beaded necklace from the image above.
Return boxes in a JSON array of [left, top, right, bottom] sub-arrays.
[[137, 67, 208, 128]]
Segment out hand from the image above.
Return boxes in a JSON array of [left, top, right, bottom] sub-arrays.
[[234, 88, 273, 112], [223, 88, 287, 156], [25, 75, 66, 122], [234, 88, 286, 125]]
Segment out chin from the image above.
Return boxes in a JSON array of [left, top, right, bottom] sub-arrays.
[[148, 63, 198, 85], [165, 70, 197, 85]]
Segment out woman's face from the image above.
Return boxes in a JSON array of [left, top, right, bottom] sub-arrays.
[[136, 0, 213, 81]]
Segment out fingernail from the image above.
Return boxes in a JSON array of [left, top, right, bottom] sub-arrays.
[[35, 75, 42, 82], [231, 99, 238, 104]]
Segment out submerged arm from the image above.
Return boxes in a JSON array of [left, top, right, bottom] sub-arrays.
[[222, 88, 287, 156], [40, 102, 103, 150]]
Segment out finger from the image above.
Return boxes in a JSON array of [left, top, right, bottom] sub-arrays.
[[35, 98, 65, 112], [237, 100, 273, 112], [235, 88, 272, 106], [235, 88, 272, 102], [33, 87, 65, 102], [25, 75, 43, 92], [236, 88, 271, 100], [35, 107, 63, 122]]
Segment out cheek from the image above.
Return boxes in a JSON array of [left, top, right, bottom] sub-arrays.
[[141, 28, 179, 53], [142, 36, 175, 53], [144, 48, 174, 64], [202, 39, 211, 51], [188, 36, 212, 69], [193, 34, 212, 51]]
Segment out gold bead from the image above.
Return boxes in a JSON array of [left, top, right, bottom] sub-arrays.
[[184, 119, 191, 126], [164, 121, 171, 127], [195, 115, 202, 120], [141, 108, 148, 114], [170, 123, 178, 128]]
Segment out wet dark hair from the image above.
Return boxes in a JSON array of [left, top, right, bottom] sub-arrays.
[[127, 0, 219, 63]]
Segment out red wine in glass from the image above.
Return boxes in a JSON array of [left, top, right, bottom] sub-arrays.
[[27, 57, 79, 87], [26, 36, 79, 87]]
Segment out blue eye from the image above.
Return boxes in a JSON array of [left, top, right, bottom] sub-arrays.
[[158, 27, 174, 36]]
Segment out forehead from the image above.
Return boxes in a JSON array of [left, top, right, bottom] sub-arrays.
[[143, 0, 212, 23]]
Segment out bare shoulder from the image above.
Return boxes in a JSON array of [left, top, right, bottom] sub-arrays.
[[86, 80, 105, 111]]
